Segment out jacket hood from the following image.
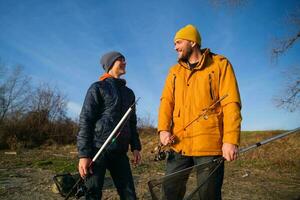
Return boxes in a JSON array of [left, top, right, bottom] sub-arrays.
[[178, 48, 211, 70]]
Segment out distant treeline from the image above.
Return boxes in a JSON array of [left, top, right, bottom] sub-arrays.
[[0, 64, 78, 149], [0, 64, 154, 150]]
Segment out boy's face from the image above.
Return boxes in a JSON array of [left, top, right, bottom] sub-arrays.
[[110, 57, 126, 76]]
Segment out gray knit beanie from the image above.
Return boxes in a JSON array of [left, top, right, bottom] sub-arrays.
[[100, 51, 125, 72]]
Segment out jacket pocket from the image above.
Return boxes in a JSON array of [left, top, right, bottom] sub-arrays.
[[173, 108, 180, 118], [172, 74, 176, 100], [193, 134, 223, 152], [208, 72, 216, 101], [191, 113, 223, 152], [172, 108, 183, 135], [194, 113, 221, 135]]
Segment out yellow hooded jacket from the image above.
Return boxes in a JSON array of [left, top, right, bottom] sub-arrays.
[[158, 49, 242, 156]]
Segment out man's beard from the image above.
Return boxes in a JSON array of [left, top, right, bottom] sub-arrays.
[[178, 46, 193, 62]]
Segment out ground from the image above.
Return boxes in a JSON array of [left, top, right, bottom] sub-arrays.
[[0, 130, 299, 200]]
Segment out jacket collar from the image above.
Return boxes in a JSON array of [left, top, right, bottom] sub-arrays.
[[99, 73, 126, 86], [99, 73, 113, 81], [178, 48, 210, 70]]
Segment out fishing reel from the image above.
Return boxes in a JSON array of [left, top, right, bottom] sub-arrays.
[[151, 144, 172, 161], [152, 135, 177, 161]]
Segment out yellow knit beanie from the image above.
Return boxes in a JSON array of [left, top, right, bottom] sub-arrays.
[[174, 24, 201, 45]]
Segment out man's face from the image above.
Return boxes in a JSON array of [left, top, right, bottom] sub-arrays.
[[174, 39, 193, 61], [110, 57, 126, 76]]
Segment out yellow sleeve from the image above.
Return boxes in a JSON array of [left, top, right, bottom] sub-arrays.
[[219, 58, 242, 145], [158, 69, 175, 133], [222, 103, 242, 145]]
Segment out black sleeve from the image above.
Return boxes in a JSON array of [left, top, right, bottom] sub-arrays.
[[77, 83, 102, 158], [129, 96, 142, 152]]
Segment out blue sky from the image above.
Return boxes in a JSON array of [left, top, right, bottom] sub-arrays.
[[0, 0, 299, 130]]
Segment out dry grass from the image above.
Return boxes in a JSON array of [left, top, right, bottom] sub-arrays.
[[133, 129, 300, 200], [0, 129, 299, 199], [223, 130, 300, 200]]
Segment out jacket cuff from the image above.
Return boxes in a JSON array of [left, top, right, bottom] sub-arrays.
[[131, 146, 142, 152], [78, 155, 92, 159], [77, 149, 93, 159], [157, 128, 170, 134], [223, 130, 240, 146]]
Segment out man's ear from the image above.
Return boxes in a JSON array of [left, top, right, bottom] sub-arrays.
[[190, 41, 196, 48]]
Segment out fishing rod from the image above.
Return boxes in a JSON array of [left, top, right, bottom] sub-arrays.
[[92, 97, 140, 163], [148, 127, 300, 200], [238, 127, 300, 154], [179, 94, 228, 132], [64, 98, 140, 200], [183, 127, 300, 200], [152, 94, 228, 161]]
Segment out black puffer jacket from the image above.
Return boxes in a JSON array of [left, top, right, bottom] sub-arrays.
[[77, 77, 141, 158]]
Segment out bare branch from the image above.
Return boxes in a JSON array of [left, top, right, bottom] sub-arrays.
[[271, 7, 300, 111], [271, 7, 300, 61], [137, 113, 155, 129], [0, 65, 31, 121], [272, 31, 300, 60], [29, 83, 68, 122], [274, 67, 300, 112]]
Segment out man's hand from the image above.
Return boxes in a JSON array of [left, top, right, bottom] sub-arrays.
[[78, 158, 93, 178], [132, 150, 141, 166], [159, 131, 175, 146], [222, 143, 238, 161]]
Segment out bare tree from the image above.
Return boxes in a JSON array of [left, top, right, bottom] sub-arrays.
[[272, 32, 300, 59], [272, 8, 300, 60], [272, 7, 300, 112], [137, 113, 155, 129], [29, 83, 68, 122], [274, 67, 300, 112], [0, 64, 31, 121]]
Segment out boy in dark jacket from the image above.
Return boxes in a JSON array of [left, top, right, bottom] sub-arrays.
[[77, 51, 142, 200]]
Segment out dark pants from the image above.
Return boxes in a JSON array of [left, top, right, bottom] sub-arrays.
[[163, 151, 224, 200], [84, 151, 137, 200]]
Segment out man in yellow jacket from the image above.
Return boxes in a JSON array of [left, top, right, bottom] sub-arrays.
[[158, 24, 242, 200]]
